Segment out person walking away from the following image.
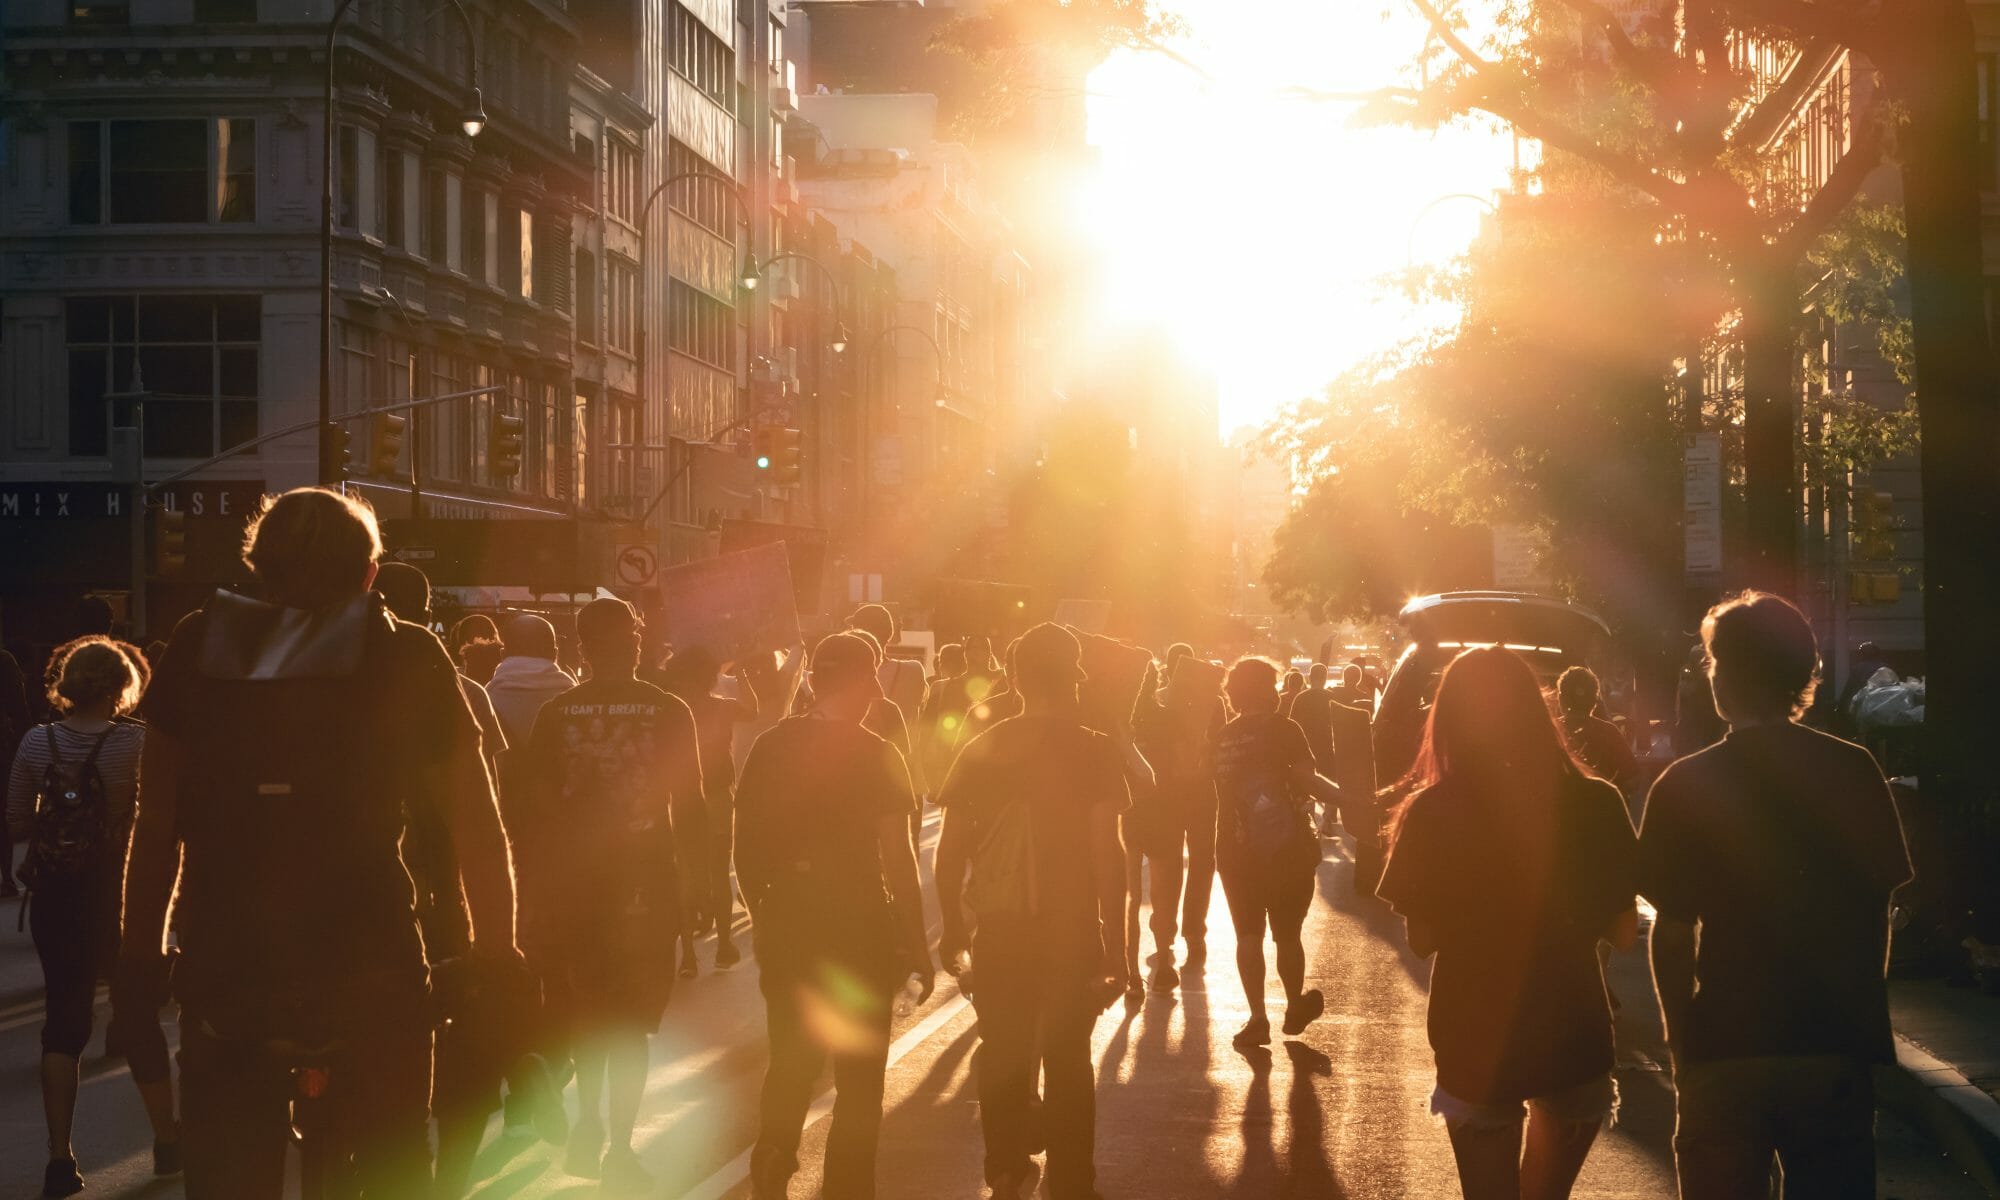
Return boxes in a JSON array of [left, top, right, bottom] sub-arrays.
[[1639, 592, 1910, 1199], [848, 606, 930, 794], [954, 637, 1025, 755], [1555, 667, 1637, 790], [1159, 654, 1228, 971], [488, 615, 577, 749], [1672, 643, 1725, 756], [450, 614, 502, 683], [919, 643, 972, 790], [1287, 665, 1337, 829], [1325, 685, 1382, 890], [1211, 658, 1340, 1050], [1125, 661, 1187, 997], [519, 597, 701, 1191], [1374, 646, 1637, 1200], [650, 646, 764, 973], [121, 487, 518, 1199], [8, 637, 178, 1195], [1278, 668, 1307, 716], [735, 633, 933, 1199], [936, 623, 1129, 1199], [372, 563, 565, 1191]]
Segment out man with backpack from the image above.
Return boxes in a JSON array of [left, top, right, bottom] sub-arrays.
[[517, 597, 702, 1191], [120, 486, 518, 1198], [936, 623, 1130, 1200], [736, 631, 932, 1200]]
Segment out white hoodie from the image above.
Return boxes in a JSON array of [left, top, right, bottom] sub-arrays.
[[485, 655, 576, 747]]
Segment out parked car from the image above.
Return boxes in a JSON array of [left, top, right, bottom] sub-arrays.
[[1371, 591, 1613, 790]]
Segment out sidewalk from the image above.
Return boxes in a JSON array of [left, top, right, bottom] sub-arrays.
[[1885, 977, 2000, 1194]]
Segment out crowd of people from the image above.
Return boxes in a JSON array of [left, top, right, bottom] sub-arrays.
[[0, 484, 1911, 1200]]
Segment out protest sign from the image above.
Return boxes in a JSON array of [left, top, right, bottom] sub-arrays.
[[656, 543, 800, 661]]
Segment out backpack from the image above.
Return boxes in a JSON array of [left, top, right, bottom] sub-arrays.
[[20, 726, 115, 889]]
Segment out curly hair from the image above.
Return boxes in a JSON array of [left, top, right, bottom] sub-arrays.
[[241, 486, 383, 609], [45, 635, 146, 717]]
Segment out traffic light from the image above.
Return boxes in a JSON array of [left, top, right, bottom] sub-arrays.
[[150, 505, 188, 577], [489, 413, 525, 479], [771, 427, 803, 486], [1850, 489, 1896, 562], [324, 422, 353, 479], [750, 423, 777, 472], [368, 413, 408, 476]]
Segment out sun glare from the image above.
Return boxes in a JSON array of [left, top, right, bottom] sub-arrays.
[[1081, 0, 1519, 437]]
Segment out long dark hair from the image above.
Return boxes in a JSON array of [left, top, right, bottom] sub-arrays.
[[1390, 646, 1579, 841]]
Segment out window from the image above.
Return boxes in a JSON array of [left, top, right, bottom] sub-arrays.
[[70, 1, 129, 25], [608, 391, 640, 505], [667, 281, 730, 368], [337, 127, 360, 230], [385, 151, 406, 250], [1981, 55, 2000, 193], [462, 184, 486, 281], [426, 170, 452, 266], [770, 17, 784, 74], [66, 294, 260, 459], [575, 249, 599, 344], [667, 140, 735, 236], [669, 3, 734, 110], [572, 384, 594, 511], [607, 137, 639, 224], [573, 132, 598, 207], [607, 257, 638, 352], [70, 118, 255, 225], [517, 207, 535, 300], [194, 0, 256, 20]]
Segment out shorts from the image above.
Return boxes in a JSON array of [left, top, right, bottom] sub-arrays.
[[1217, 856, 1315, 944], [1431, 1073, 1619, 1132]]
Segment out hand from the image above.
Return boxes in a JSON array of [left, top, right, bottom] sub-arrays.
[[940, 928, 969, 968], [112, 947, 172, 1013]]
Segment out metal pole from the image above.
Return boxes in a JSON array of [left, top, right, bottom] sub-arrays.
[[129, 401, 147, 639]]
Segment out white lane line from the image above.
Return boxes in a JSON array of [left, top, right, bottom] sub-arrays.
[[679, 986, 972, 1200], [0, 987, 107, 1033]]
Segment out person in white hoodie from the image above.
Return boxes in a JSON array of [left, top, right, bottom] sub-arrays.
[[487, 617, 576, 750]]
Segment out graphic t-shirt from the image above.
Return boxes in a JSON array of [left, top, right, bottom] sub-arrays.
[[734, 715, 916, 968], [937, 715, 1129, 962], [1377, 771, 1637, 1103], [522, 676, 701, 927], [1212, 712, 1318, 870], [1639, 722, 1911, 1065]]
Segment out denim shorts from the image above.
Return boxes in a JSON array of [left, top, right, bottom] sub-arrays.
[[1432, 1073, 1620, 1132]]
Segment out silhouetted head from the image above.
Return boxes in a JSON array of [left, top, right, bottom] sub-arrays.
[[452, 614, 500, 656], [70, 595, 115, 638], [1409, 646, 1574, 793], [242, 487, 382, 610], [1308, 663, 1328, 688], [810, 631, 884, 715], [373, 561, 432, 626], [1703, 591, 1819, 724], [847, 627, 885, 667], [937, 643, 967, 679], [848, 604, 897, 651], [1342, 663, 1364, 689], [501, 614, 560, 661], [44, 635, 145, 717], [1224, 657, 1282, 717], [1555, 665, 1600, 717], [576, 597, 643, 678], [1014, 623, 1086, 708]]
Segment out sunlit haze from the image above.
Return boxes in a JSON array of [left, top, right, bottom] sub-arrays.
[[1082, 1, 1520, 437]]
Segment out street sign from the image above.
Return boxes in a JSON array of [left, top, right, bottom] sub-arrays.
[[1491, 523, 1552, 590], [1684, 433, 1723, 581], [392, 546, 437, 562], [614, 542, 660, 589]]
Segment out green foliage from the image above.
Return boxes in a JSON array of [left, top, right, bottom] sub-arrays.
[[1809, 202, 1916, 385], [930, 0, 1193, 139]]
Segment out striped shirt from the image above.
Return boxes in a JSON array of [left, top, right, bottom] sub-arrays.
[[5, 721, 145, 841]]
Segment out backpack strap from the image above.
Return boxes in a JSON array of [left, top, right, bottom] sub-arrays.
[[79, 726, 114, 774]]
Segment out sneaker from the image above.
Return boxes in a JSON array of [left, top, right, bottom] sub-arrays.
[[563, 1123, 605, 1178], [1232, 1018, 1271, 1051], [42, 1158, 83, 1199], [1149, 962, 1179, 993], [716, 937, 741, 968], [988, 1159, 1041, 1197], [153, 1139, 183, 1176], [599, 1146, 654, 1195], [679, 944, 700, 980], [1283, 989, 1325, 1037]]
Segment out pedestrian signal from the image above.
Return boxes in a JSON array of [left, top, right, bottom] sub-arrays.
[[369, 413, 407, 476], [1850, 490, 1896, 562], [772, 427, 803, 486], [490, 413, 525, 479], [150, 506, 189, 577]]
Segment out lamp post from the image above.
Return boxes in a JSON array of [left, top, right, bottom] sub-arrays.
[[757, 251, 850, 354], [319, 0, 484, 486]]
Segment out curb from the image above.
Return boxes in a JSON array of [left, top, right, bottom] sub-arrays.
[[1880, 1033, 2000, 1196]]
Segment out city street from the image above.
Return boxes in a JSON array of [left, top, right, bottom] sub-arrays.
[[0, 817, 1982, 1200]]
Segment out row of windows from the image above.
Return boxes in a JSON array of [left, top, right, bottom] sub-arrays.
[[68, 119, 254, 226], [66, 294, 260, 460], [667, 280, 732, 369], [666, 140, 736, 237], [669, 2, 735, 111], [72, 0, 252, 24]]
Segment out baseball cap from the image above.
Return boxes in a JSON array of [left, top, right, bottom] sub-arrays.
[[811, 631, 880, 689], [1015, 622, 1087, 686], [575, 597, 640, 643]]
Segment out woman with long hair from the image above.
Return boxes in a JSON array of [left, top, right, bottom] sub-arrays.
[[5, 636, 179, 1196], [1375, 647, 1638, 1200]]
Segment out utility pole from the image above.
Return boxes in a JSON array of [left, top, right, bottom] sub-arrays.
[[105, 368, 149, 639]]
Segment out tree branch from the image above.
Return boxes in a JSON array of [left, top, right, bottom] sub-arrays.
[[1545, 0, 1680, 92], [1717, 0, 1872, 48]]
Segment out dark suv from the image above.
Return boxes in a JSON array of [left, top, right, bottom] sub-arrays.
[[1371, 591, 1612, 790]]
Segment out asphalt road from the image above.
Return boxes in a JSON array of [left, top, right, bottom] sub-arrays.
[[0, 822, 1983, 1199]]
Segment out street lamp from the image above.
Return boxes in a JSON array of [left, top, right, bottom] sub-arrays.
[[830, 321, 851, 355], [757, 251, 850, 354], [319, 0, 482, 486]]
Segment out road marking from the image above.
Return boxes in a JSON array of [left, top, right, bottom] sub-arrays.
[[0, 986, 105, 1033], [679, 986, 972, 1200]]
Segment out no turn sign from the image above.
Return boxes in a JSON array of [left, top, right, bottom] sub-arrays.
[[614, 542, 659, 589]]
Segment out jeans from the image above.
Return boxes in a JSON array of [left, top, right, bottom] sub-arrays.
[[752, 960, 892, 1199], [1182, 790, 1218, 950], [1673, 1054, 1876, 1200], [972, 916, 1102, 1199], [178, 1012, 433, 1199]]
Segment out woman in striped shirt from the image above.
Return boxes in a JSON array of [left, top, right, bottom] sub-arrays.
[[6, 636, 179, 1197]]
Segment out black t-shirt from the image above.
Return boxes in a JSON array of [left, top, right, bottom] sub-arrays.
[[521, 676, 700, 926], [734, 715, 916, 960], [1288, 688, 1336, 768], [938, 714, 1129, 960], [1377, 771, 1637, 1103], [1638, 722, 1911, 1065], [1211, 712, 1317, 871]]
